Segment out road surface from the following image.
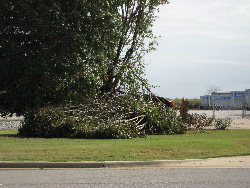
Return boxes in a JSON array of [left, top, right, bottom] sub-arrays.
[[0, 168, 250, 188]]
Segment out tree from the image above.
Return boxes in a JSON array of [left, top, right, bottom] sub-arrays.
[[99, 0, 168, 94], [207, 86, 221, 95], [0, 0, 168, 116], [0, 0, 117, 115]]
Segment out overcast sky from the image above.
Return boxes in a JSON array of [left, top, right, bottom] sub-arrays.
[[144, 0, 250, 99]]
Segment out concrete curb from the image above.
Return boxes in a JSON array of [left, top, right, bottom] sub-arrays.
[[103, 159, 202, 168], [0, 159, 203, 169], [0, 162, 104, 169], [1, 156, 249, 169]]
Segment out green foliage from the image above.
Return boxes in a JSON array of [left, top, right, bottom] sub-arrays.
[[184, 113, 232, 130], [19, 94, 186, 139], [1, 0, 115, 115], [214, 117, 232, 130], [1, 0, 168, 117], [131, 100, 186, 134], [99, 0, 167, 94], [174, 98, 200, 109], [2, 1, 184, 139], [19, 111, 145, 139], [173, 98, 182, 106], [18, 95, 142, 138], [184, 113, 215, 130], [19, 110, 75, 138]]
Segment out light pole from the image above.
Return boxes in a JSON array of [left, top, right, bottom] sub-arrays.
[[212, 96, 215, 117]]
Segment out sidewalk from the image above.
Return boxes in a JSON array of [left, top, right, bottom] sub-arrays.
[[1, 156, 250, 169], [160, 155, 250, 168]]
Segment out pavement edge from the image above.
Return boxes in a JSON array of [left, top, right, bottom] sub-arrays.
[[0, 159, 203, 169]]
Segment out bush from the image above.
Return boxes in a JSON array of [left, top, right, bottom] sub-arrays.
[[183, 113, 232, 130], [18, 109, 76, 138], [214, 117, 232, 130], [184, 113, 214, 130], [19, 94, 187, 139]]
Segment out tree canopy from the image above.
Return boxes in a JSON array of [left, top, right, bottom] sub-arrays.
[[0, 0, 168, 116]]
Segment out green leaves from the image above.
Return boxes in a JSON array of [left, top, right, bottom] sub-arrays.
[[0, 0, 111, 115], [0, 0, 168, 116]]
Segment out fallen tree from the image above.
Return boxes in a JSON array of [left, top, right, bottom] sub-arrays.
[[1, 1, 187, 139], [19, 93, 186, 138]]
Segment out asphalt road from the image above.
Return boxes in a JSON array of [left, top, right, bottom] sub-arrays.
[[1, 168, 250, 188]]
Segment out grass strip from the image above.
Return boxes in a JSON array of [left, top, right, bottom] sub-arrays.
[[0, 130, 249, 162]]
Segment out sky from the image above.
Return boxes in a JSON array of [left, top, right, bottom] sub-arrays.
[[144, 0, 250, 99]]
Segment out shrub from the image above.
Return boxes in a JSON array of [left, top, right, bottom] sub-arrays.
[[214, 117, 232, 130], [183, 113, 232, 130], [18, 109, 76, 138], [183, 113, 214, 130]]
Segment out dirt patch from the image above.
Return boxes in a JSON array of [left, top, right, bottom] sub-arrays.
[[230, 118, 250, 129]]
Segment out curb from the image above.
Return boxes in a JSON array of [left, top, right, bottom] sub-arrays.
[[0, 162, 104, 169], [0, 159, 203, 169], [104, 159, 202, 168]]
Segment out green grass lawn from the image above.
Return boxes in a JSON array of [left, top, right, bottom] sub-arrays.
[[0, 130, 249, 162]]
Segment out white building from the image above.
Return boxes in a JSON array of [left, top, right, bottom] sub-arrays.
[[200, 89, 250, 110], [245, 89, 250, 109]]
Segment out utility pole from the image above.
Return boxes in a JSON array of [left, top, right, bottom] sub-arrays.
[[212, 97, 215, 117]]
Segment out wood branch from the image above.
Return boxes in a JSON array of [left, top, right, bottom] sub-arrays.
[[135, 116, 145, 125], [136, 123, 146, 129], [112, 1, 145, 89], [126, 115, 146, 122]]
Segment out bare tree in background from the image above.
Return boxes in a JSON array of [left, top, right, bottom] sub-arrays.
[[207, 86, 221, 95]]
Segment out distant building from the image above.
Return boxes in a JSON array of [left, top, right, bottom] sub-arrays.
[[200, 89, 250, 110]]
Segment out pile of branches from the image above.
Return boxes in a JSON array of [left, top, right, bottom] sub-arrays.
[[19, 94, 186, 138]]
